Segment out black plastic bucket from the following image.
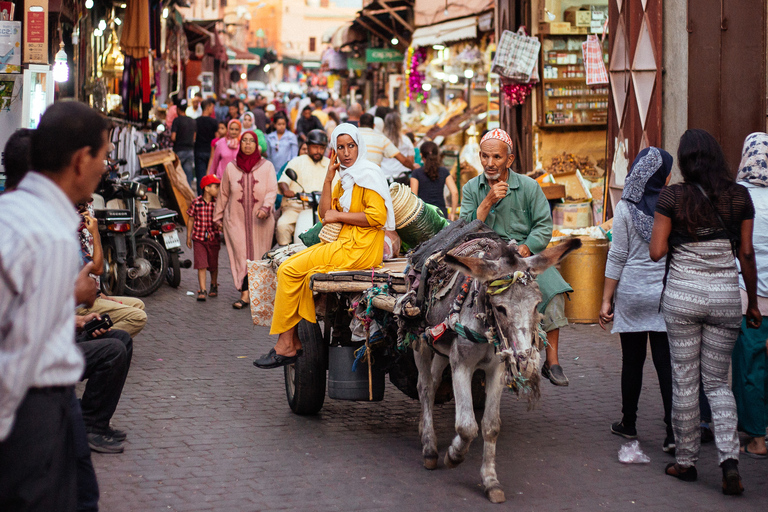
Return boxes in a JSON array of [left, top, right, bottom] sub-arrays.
[[328, 345, 385, 401]]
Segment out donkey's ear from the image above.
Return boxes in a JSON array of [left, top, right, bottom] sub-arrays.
[[444, 254, 499, 282], [524, 237, 582, 275]]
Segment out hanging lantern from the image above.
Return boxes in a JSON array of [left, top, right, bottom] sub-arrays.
[[101, 29, 125, 78], [53, 42, 69, 83]]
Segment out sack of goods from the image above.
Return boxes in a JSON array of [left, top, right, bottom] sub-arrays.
[[389, 183, 449, 250]]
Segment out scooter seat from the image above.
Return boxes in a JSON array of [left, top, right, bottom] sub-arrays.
[[147, 208, 177, 221]]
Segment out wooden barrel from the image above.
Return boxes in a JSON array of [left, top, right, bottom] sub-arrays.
[[557, 237, 609, 324]]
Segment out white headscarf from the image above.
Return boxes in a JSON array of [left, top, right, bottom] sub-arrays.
[[331, 123, 396, 231]]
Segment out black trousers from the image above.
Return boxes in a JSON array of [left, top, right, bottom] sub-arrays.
[[70, 392, 99, 512], [76, 329, 133, 433], [0, 387, 77, 512], [620, 331, 674, 435]]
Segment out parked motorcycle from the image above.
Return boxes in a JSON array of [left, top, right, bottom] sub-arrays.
[[134, 173, 186, 288], [97, 171, 168, 297], [93, 159, 130, 296], [283, 168, 322, 245]]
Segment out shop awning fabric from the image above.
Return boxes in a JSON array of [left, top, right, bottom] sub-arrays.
[[227, 46, 261, 66], [410, 16, 478, 47]]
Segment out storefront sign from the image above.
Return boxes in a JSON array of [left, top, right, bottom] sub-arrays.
[[23, 0, 47, 64], [346, 56, 366, 70], [365, 48, 402, 64], [0, 21, 21, 73]]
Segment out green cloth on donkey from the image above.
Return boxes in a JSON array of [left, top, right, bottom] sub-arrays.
[[459, 170, 572, 312]]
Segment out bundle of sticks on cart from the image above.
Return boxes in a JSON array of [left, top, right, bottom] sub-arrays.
[[310, 263, 420, 317]]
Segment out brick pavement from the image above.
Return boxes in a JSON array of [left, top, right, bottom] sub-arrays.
[[91, 245, 768, 511]]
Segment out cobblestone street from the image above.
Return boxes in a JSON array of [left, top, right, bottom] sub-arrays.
[[91, 245, 768, 511]]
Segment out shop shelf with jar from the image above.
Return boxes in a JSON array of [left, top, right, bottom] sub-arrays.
[[537, 33, 609, 129]]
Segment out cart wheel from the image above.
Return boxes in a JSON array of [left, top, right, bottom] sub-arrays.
[[284, 320, 327, 415]]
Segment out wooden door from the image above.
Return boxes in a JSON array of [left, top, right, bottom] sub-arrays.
[[688, 0, 767, 174]]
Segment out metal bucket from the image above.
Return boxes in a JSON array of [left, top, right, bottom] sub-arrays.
[[328, 345, 385, 401], [557, 237, 609, 324]]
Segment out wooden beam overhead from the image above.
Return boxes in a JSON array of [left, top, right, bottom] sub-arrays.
[[377, 0, 414, 32]]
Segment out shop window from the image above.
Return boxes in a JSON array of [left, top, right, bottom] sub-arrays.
[[309, 37, 316, 52]]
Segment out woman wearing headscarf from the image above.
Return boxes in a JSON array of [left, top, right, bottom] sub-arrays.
[[213, 131, 277, 309], [650, 129, 761, 494], [254, 123, 395, 368], [240, 111, 268, 156], [731, 132, 768, 459], [599, 147, 675, 454], [208, 119, 241, 179]]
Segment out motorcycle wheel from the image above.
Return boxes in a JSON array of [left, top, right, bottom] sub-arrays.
[[124, 238, 168, 297], [165, 251, 181, 288], [101, 244, 126, 296]]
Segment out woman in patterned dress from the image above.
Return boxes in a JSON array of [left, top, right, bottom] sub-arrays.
[[650, 129, 761, 494]]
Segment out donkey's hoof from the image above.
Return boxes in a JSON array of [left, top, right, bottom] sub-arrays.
[[424, 456, 438, 470], [485, 486, 506, 504], [444, 451, 463, 469]]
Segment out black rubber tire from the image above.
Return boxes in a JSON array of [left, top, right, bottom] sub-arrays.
[[284, 320, 327, 415], [124, 238, 168, 297], [165, 251, 181, 288], [101, 244, 126, 296]]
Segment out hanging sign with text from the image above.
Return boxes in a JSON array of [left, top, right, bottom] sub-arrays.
[[23, 0, 47, 64]]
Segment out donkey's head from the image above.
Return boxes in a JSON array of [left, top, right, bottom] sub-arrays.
[[444, 238, 582, 398]]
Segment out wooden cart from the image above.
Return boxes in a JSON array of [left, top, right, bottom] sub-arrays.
[[282, 258, 454, 415]]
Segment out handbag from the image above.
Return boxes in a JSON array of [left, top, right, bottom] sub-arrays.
[[581, 34, 609, 86], [492, 27, 541, 82], [247, 259, 277, 327]]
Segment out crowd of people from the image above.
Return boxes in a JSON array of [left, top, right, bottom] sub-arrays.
[[1, 92, 767, 511]]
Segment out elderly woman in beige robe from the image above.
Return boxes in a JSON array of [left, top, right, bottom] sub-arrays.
[[213, 131, 277, 308]]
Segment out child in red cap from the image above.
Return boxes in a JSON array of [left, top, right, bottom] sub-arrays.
[[187, 175, 222, 301]]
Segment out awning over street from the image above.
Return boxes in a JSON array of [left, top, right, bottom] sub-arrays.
[[326, 22, 366, 51], [410, 16, 478, 47], [227, 46, 261, 66]]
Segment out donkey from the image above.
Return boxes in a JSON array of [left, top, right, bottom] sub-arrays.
[[412, 237, 581, 503]]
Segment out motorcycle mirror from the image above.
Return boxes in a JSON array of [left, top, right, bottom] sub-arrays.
[[284, 168, 298, 182], [156, 124, 166, 134]]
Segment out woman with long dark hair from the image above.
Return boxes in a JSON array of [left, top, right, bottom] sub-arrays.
[[410, 141, 458, 220], [650, 128, 761, 494]]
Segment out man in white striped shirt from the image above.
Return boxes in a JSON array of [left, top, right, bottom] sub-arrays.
[[0, 102, 111, 511]]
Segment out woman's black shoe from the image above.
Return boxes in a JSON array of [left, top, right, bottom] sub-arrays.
[[611, 421, 637, 439], [665, 463, 697, 482], [253, 348, 300, 369], [721, 459, 744, 495]]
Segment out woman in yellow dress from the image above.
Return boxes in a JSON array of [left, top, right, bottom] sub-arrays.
[[254, 123, 396, 368]]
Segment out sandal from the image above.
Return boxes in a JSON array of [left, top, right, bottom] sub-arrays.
[[208, 284, 218, 298], [232, 299, 248, 309], [197, 290, 207, 301], [665, 462, 697, 482], [741, 444, 768, 459]]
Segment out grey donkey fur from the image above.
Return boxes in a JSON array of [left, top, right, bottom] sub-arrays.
[[413, 237, 581, 503]]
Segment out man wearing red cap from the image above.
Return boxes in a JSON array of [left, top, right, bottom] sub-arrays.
[[459, 129, 573, 386], [187, 175, 222, 301]]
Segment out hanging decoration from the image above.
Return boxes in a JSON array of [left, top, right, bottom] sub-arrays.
[[501, 79, 535, 106], [405, 46, 427, 107]]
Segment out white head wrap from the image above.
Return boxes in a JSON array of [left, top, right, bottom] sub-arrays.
[[331, 123, 396, 231]]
